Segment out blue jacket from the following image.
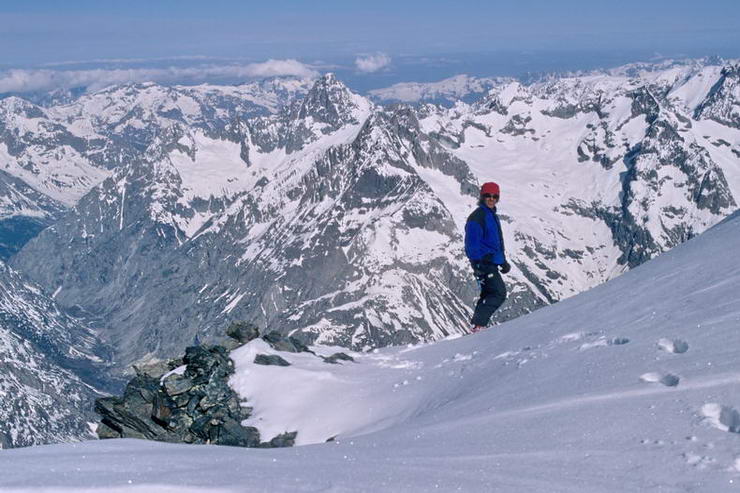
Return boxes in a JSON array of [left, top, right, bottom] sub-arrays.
[[465, 205, 506, 264]]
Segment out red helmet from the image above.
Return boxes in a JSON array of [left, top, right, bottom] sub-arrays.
[[480, 182, 500, 196]]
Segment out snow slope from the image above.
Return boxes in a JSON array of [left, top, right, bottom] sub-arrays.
[[2, 212, 739, 491]]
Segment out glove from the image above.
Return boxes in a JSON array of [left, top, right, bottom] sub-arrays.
[[499, 261, 511, 274]]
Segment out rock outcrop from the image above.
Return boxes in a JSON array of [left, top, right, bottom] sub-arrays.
[[95, 322, 303, 448]]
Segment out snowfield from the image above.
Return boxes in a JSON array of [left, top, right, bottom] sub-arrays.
[[2, 209, 740, 491]]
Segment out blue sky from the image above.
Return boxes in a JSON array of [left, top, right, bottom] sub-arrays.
[[1, 0, 738, 92]]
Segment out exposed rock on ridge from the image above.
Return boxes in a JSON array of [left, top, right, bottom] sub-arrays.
[[94, 322, 340, 448]]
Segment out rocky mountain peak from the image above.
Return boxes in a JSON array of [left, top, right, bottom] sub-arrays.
[[294, 73, 369, 127], [315, 72, 340, 87], [693, 63, 740, 127]]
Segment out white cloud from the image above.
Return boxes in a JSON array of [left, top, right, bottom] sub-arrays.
[[0, 59, 319, 93], [242, 59, 317, 78], [354, 53, 391, 73]]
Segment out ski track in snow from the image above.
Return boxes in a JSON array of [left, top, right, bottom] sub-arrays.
[[481, 372, 740, 421]]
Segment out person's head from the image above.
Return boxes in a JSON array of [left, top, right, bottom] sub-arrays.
[[479, 182, 500, 208]]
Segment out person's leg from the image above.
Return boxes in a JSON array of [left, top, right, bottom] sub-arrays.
[[471, 269, 507, 327], [470, 274, 486, 327]]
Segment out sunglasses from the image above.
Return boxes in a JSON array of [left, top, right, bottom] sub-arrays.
[[482, 194, 499, 199]]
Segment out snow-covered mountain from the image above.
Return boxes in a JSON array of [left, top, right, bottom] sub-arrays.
[[6, 59, 740, 373], [0, 78, 313, 258], [419, 59, 739, 302], [0, 260, 111, 448], [12, 74, 481, 369], [2, 202, 740, 491]]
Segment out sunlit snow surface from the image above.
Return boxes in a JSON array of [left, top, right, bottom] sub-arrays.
[[3, 210, 740, 490]]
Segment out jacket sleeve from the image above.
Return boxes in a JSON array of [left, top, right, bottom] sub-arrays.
[[464, 221, 483, 261]]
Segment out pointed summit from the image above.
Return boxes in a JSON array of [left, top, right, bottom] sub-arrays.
[[309, 72, 344, 93], [295, 73, 370, 127], [694, 63, 740, 128]]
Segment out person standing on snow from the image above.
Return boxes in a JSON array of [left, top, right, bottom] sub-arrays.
[[465, 182, 511, 333]]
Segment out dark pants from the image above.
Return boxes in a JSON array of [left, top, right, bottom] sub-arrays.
[[471, 265, 507, 327]]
